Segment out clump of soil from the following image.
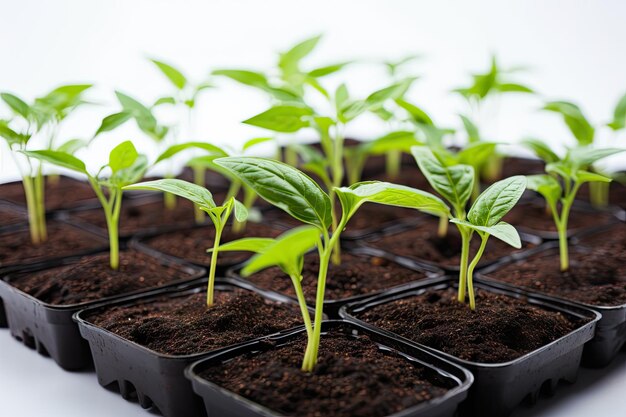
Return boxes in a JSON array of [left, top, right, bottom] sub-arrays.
[[366, 217, 535, 270], [0, 176, 97, 211], [247, 253, 429, 301], [201, 329, 452, 417], [504, 201, 615, 233], [0, 221, 106, 266], [484, 226, 626, 306], [358, 287, 586, 363], [87, 289, 302, 355], [9, 250, 198, 305], [144, 222, 284, 266]]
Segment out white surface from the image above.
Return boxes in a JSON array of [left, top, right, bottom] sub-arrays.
[[1, 328, 626, 417]]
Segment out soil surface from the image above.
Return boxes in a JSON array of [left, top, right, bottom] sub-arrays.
[[200, 329, 452, 417], [484, 157, 545, 184], [8, 250, 197, 305], [366, 217, 535, 270], [577, 180, 626, 208], [0, 176, 97, 211], [143, 222, 284, 266], [483, 225, 626, 306], [0, 221, 106, 267], [504, 201, 615, 234], [358, 287, 586, 363], [87, 288, 302, 355], [246, 253, 430, 302], [0, 205, 26, 227]]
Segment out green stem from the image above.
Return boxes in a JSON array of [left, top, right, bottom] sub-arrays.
[[193, 166, 206, 224], [106, 189, 123, 270], [207, 222, 223, 307], [557, 182, 581, 272], [22, 175, 41, 244], [467, 234, 489, 310], [386, 150, 401, 179], [457, 226, 471, 303], [329, 124, 345, 265], [290, 273, 314, 370], [589, 181, 609, 208], [34, 167, 47, 241], [285, 145, 298, 167], [164, 173, 177, 210], [438, 214, 448, 238]]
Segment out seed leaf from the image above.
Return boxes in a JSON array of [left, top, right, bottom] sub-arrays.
[[207, 237, 275, 253], [233, 198, 248, 222], [526, 174, 561, 208], [109, 140, 139, 172], [243, 105, 314, 133], [95, 112, 133, 136], [468, 176, 527, 227], [215, 157, 332, 230], [1, 93, 30, 118], [123, 178, 216, 209], [451, 219, 522, 248]]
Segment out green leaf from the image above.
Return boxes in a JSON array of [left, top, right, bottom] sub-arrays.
[[574, 170, 612, 184], [212, 69, 271, 90], [242, 226, 320, 277], [546, 161, 574, 179], [1, 93, 30, 118], [108, 154, 148, 188], [156, 141, 228, 163], [0, 121, 29, 146], [451, 219, 522, 248], [21, 150, 87, 174], [460, 115, 480, 143], [468, 176, 527, 227], [207, 237, 275, 253], [411, 146, 474, 212], [526, 175, 561, 208], [365, 78, 416, 108], [567, 147, 625, 169], [543, 101, 595, 146], [335, 181, 450, 222], [396, 99, 433, 126], [115, 91, 157, 132], [95, 112, 133, 136], [123, 178, 216, 209], [215, 157, 332, 230], [308, 62, 350, 78], [57, 138, 88, 154], [109, 140, 139, 172], [360, 131, 420, 155], [243, 105, 314, 133], [495, 83, 533, 93], [153, 96, 177, 106], [456, 142, 497, 167], [232, 198, 248, 222], [150, 59, 187, 89], [242, 137, 273, 152], [521, 138, 559, 163], [279, 35, 322, 75], [608, 92, 626, 130]]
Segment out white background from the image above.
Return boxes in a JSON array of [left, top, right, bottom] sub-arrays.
[[1, 1, 626, 416]]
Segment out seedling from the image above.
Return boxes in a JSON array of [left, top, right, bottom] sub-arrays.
[[215, 156, 449, 371], [522, 138, 624, 271], [0, 84, 92, 244], [412, 147, 527, 310], [607, 92, 626, 132], [123, 179, 247, 306], [22, 141, 148, 269]]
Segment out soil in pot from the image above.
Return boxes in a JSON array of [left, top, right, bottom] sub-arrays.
[[483, 157, 545, 184], [8, 250, 197, 305], [86, 288, 302, 355], [0, 221, 106, 267], [246, 252, 431, 302], [357, 287, 587, 363], [577, 179, 626, 208], [0, 176, 96, 211], [142, 221, 284, 267], [366, 216, 536, 270], [0, 205, 26, 228], [503, 201, 615, 234], [483, 226, 626, 306], [200, 328, 453, 417]]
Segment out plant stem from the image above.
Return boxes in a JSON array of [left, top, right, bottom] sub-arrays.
[[466, 234, 489, 310], [285, 144, 298, 167], [457, 226, 472, 303], [22, 175, 41, 244], [193, 165, 206, 224], [164, 173, 177, 210], [438, 214, 448, 237], [329, 124, 345, 265], [290, 274, 314, 370], [589, 181, 609, 208], [386, 150, 401, 179], [557, 182, 581, 272], [207, 222, 223, 307], [34, 167, 47, 241], [106, 189, 123, 270]]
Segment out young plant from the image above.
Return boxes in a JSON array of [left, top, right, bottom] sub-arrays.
[[214, 156, 449, 371], [412, 147, 527, 310], [22, 141, 148, 269], [607, 92, 626, 132], [522, 139, 624, 271], [123, 179, 247, 306], [0, 84, 92, 244]]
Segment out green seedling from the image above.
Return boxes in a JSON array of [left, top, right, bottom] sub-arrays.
[[412, 147, 527, 310], [607, 92, 626, 132], [123, 179, 247, 306], [0, 84, 92, 244], [523, 138, 624, 271], [22, 141, 147, 269], [215, 156, 449, 371]]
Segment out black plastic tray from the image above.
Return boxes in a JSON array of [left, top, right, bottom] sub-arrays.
[[186, 320, 473, 417], [340, 277, 600, 417], [0, 248, 205, 370], [74, 280, 317, 417]]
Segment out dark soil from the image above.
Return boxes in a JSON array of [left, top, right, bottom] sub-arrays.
[[143, 222, 284, 266], [200, 329, 452, 417], [577, 180, 626, 208], [0, 176, 97, 211], [484, 157, 545, 184], [8, 250, 197, 305], [364, 165, 434, 192], [483, 226, 626, 306], [504, 201, 615, 234], [0, 205, 26, 227], [358, 287, 585, 363], [0, 221, 106, 267], [87, 288, 302, 355], [366, 217, 536, 270], [246, 253, 430, 302]]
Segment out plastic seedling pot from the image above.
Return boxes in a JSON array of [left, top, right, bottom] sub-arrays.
[[186, 320, 473, 417], [226, 246, 445, 319], [0, 249, 204, 370], [478, 240, 626, 368], [73, 281, 318, 417], [360, 218, 543, 273], [340, 277, 600, 417]]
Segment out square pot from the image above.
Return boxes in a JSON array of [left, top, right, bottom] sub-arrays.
[[186, 321, 473, 417], [340, 277, 600, 417]]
